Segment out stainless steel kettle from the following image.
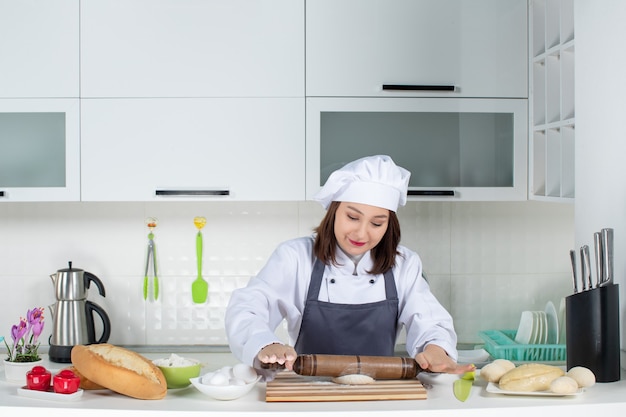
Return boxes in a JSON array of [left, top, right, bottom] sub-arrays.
[[48, 262, 111, 363]]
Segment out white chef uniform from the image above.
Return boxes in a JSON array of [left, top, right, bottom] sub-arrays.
[[225, 235, 459, 367]]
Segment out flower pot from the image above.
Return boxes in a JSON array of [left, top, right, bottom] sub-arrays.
[[3, 359, 43, 384]]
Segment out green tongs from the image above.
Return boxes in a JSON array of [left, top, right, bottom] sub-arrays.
[[143, 217, 159, 301]]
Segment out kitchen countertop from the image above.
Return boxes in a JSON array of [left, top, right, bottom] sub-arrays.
[[2, 352, 626, 417]]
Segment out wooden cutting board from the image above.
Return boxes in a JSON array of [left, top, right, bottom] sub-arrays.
[[266, 371, 427, 402]]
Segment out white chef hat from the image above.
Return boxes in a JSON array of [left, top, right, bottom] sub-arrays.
[[313, 155, 411, 212]]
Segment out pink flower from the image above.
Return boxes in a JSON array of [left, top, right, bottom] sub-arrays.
[[5, 307, 45, 362], [27, 307, 45, 343], [11, 318, 28, 343]]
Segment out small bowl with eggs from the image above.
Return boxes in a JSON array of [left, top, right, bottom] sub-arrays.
[[153, 354, 202, 389], [190, 363, 261, 400]]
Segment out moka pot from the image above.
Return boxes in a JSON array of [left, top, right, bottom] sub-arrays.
[[48, 262, 111, 363]]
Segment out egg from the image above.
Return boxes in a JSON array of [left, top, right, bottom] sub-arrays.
[[219, 366, 234, 379], [233, 363, 258, 384], [208, 371, 230, 386], [200, 371, 216, 385]]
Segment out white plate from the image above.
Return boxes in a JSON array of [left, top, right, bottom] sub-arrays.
[[531, 311, 541, 344], [545, 301, 559, 344], [515, 311, 534, 344], [538, 311, 548, 344], [486, 382, 583, 397], [17, 386, 83, 402], [558, 298, 566, 344]]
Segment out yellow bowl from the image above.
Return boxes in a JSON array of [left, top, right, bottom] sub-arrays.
[[157, 361, 202, 389]]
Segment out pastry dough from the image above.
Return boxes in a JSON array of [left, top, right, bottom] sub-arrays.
[[332, 374, 375, 385], [550, 376, 579, 394]]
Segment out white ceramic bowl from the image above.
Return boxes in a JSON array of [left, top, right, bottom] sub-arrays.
[[189, 375, 261, 401]]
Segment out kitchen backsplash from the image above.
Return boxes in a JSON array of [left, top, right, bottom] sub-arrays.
[[0, 200, 574, 349]]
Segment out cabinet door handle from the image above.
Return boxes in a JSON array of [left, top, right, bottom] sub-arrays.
[[155, 189, 230, 196], [382, 84, 456, 92], [0, 191, 4, 197], [408, 190, 455, 196]]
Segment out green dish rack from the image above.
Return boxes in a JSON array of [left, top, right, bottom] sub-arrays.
[[478, 329, 566, 362]]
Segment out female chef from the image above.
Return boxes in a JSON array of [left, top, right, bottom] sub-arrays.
[[225, 155, 474, 379]]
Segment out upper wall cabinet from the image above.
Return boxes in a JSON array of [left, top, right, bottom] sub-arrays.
[[0, 99, 81, 201], [80, 98, 305, 201], [80, 0, 304, 98], [0, 0, 79, 98], [306, 0, 528, 98]]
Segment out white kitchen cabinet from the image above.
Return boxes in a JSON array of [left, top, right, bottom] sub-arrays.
[[81, 98, 304, 201], [306, 0, 527, 98], [306, 98, 528, 201], [529, 0, 575, 201], [0, 0, 79, 98], [0, 99, 80, 201], [80, 0, 304, 98]]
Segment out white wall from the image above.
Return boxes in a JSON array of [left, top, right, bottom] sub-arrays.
[[575, 0, 626, 353], [0, 200, 573, 349]]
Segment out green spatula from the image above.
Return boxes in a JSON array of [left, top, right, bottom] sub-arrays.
[[191, 216, 208, 303]]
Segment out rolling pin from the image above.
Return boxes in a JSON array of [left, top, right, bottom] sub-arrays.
[[261, 354, 425, 379]]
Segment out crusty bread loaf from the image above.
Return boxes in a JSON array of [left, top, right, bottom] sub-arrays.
[[498, 363, 564, 392], [71, 344, 167, 399], [64, 365, 107, 390]]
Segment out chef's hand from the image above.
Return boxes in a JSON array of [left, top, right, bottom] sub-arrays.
[[257, 343, 298, 370], [415, 344, 475, 374]]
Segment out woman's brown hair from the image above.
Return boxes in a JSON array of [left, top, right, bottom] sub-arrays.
[[313, 201, 401, 275]]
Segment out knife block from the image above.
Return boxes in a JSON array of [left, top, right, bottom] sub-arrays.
[[565, 284, 621, 382]]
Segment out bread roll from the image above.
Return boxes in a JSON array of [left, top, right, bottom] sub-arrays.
[[64, 366, 107, 390], [498, 363, 564, 392], [71, 344, 167, 400]]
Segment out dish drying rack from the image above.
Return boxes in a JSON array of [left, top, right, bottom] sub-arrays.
[[478, 330, 566, 362]]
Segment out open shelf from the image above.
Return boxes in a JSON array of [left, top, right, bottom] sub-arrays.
[[529, 0, 575, 202]]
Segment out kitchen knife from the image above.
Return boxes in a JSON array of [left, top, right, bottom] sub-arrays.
[[569, 249, 578, 293], [600, 228, 614, 286], [580, 247, 588, 291], [261, 354, 425, 379], [594, 232, 603, 288], [582, 245, 593, 290]]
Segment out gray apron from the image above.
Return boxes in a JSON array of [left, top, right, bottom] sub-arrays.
[[294, 258, 399, 356]]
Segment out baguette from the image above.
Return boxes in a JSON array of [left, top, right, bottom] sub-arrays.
[[71, 344, 167, 399], [498, 363, 564, 392], [64, 365, 107, 390]]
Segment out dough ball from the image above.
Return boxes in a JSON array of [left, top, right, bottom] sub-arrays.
[[550, 376, 579, 394], [332, 374, 375, 385], [492, 359, 516, 372], [566, 366, 596, 388], [479, 359, 514, 383]]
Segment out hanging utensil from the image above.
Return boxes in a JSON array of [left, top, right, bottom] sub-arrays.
[[569, 249, 578, 293], [191, 216, 208, 303], [143, 217, 159, 301], [600, 228, 614, 287]]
